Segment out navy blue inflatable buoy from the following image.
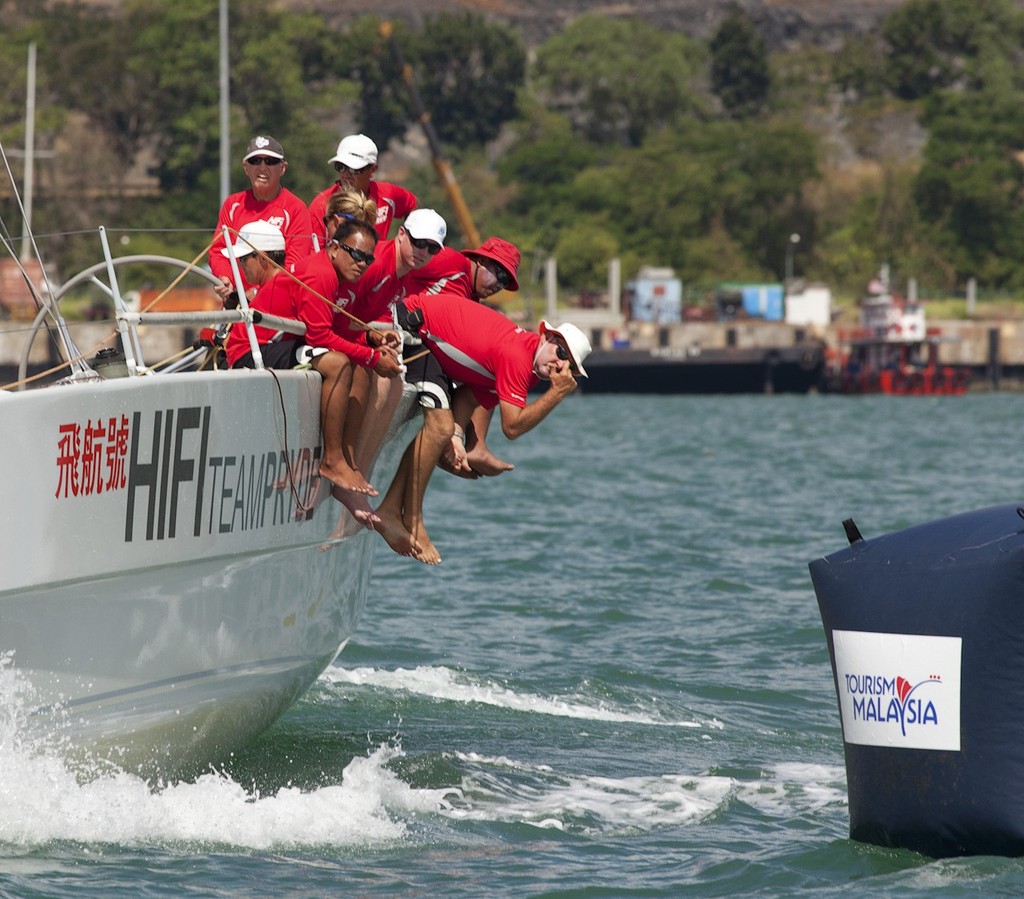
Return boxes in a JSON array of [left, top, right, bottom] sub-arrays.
[[810, 503, 1024, 858]]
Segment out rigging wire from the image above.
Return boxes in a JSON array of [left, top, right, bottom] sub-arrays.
[[0, 138, 86, 373]]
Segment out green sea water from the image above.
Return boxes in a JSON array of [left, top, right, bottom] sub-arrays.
[[3, 393, 1024, 897]]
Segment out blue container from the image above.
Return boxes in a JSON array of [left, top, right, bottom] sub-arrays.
[[628, 276, 682, 323], [740, 284, 784, 321]]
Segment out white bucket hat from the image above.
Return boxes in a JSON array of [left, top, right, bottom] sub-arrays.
[[539, 321, 592, 377], [221, 221, 286, 258]]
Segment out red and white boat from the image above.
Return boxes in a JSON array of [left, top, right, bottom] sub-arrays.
[[827, 268, 968, 395]]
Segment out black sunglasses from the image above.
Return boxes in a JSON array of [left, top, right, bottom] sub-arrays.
[[554, 344, 569, 362], [246, 156, 282, 166], [334, 162, 372, 175], [493, 266, 512, 288], [408, 236, 442, 255], [336, 241, 374, 266]]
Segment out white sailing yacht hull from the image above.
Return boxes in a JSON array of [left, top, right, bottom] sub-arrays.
[[0, 368, 416, 776]]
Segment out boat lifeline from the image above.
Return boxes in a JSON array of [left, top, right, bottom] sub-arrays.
[[0, 232, 418, 778]]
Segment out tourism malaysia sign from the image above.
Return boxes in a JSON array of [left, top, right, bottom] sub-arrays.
[[832, 629, 962, 752]]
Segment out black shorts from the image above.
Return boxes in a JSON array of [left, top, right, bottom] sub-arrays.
[[231, 338, 301, 370], [404, 346, 453, 410]]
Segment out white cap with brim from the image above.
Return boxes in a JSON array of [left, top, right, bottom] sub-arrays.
[[329, 133, 378, 168], [403, 208, 447, 247], [539, 321, 592, 377], [221, 221, 286, 258]]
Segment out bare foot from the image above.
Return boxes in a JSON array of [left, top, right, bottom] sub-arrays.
[[319, 459, 377, 495], [331, 485, 381, 529], [375, 508, 422, 558], [467, 448, 515, 477], [410, 523, 442, 565], [318, 509, 364, 550], [438, 455, 481, 479]]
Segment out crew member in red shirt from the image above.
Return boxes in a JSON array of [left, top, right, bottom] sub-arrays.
[[225, 201, 402, 509], [308, 133, 417, 246], [209, 135, 314, 305], [375, 293, 591, 565], [401, 237, 522, 477]]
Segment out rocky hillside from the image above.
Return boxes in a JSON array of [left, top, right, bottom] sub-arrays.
[[297, 0, 908, 50]]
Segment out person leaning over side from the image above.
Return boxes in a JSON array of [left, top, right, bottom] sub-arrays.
[[209, 135, 314, 306], [375, 294, 592, 565], [223, 193, 402, 517], [400, 236, 522, 477], [331, 207, 449, 513], [308, 133, 417, 246]]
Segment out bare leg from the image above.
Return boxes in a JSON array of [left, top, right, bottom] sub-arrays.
[[401, 408, 453, 564], [343, 365, 372, 471], [312, 352, 375, 494], [353, 373, 404, 477], [331, 485, 381, 529], [464, 404, 514, 476], [375, 438, 423, 558]]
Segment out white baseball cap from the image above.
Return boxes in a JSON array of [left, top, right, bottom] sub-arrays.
[[402, 208, 447, 247], [539, 321, 592, 377], [221, 221, 285, 258], [329, 134, 378, 168]]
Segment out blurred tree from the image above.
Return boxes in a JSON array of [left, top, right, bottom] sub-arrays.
[[532, 16, 708, 147], [410, 13, 525, 148], [883, 0, 1024, 100], [338, 15, 411, 152], [832, 34, 889, 100], [709, 6, 771, 118], [553, 220, 619, 293], [914, 88, 1024, 286]]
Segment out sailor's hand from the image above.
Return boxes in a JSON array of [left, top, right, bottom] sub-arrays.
[[372, 345, 403, 379], [443, 430, 471, 473], [369, 328, 401, 350], [214, 277, 234, 302], [549, 361, 578, 397]]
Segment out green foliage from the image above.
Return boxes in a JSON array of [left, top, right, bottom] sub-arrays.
[[409, 13, 526, 148], [553, 221, 619, 292], [709, 6, 771, 118], [532, 15, 708, 147], [883, 0, 1024, 100], [333, 13, 525, 155], [10, 0, 1024, 299], [913, 88, 1024, 285], [832, 35, 889, 100]]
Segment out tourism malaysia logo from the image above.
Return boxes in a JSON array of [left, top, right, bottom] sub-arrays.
[[832, 630, 962, 751]]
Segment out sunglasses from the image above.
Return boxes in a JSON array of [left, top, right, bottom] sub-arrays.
[[334, 162, 372, 175], [554, 344, 570, 362], [336, 241, 374, 266], [247, 156, 282, 167], [408, 236, 442, 255], [492, 265, 512, 288]]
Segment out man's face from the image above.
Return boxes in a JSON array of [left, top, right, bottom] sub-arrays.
[[244, 155, 286, 193], [534, 335, 574, 380], [472, 259, 512, 300], [335, 161, 375, 193], [399, 227, 441, 270]]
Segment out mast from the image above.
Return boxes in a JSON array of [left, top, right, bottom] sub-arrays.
[[219, 0, 230, 201], [20, 42, 36, 261]]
